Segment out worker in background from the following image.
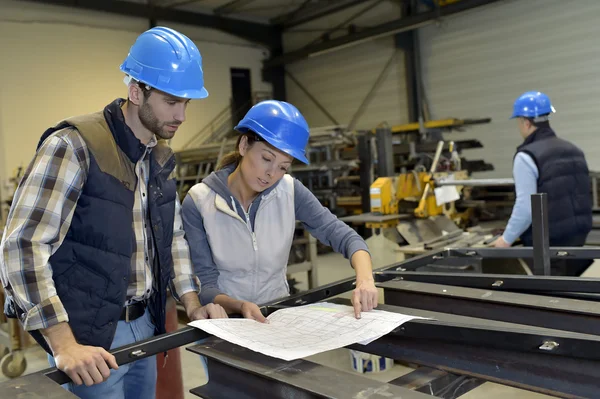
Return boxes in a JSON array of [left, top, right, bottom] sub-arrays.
[[0, 26, 227, 398], [494, 91, 593, 276], [182, 100, 379, 323]]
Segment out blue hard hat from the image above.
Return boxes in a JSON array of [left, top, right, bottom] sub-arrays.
[[510, 91, 555, 119], [234, 100, 310, 165], [120, 26, 209, 99]]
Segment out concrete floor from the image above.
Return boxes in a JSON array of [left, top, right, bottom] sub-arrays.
[[2, 233, 598, 398]]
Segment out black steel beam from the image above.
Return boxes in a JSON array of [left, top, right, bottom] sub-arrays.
[[44, 326, 208, 385], [381, 280, 600, 336], [395, 0, 421, 123], [188, 338, 433, 399], [24, 0, 278, 47], [263, 245, 600, 311], [376, 127, 394, 176], [354, 335, 600, 399], [376, 271, 600, 294], [265, 0, 503, 67], [357, 133, 373, 239], [272, 0, 366, 29], [446, 247, 600, 259], [531, 193, 551, 275], [262, 249, 444, 308], [392, 318, 600, 361], [263, 34, 287, 100], [325, 298, 600, 362]]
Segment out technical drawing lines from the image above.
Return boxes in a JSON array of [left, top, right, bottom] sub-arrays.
[[189, 302, 429, 361]]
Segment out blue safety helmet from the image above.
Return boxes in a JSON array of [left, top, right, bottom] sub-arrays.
[[120, 26, 209, 99], [234, 101, 310, 165], [510, 91, 555, 121]]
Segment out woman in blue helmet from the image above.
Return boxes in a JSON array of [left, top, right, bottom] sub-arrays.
[[182, 100, 378, 321]]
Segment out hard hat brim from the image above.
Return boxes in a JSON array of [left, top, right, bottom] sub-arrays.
[[235, 124, 310, 165]]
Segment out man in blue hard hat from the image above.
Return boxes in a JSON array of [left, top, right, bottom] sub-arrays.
[[0, 26, 227, 398], [494, 91, 593, 276]]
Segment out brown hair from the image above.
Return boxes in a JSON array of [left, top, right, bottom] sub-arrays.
[[217, 132, 260, 170], [127, 81, 153, 103]]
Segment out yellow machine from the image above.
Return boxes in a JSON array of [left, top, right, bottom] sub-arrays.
[[369, 171, 468, 227], [367, 141, 469, 229]]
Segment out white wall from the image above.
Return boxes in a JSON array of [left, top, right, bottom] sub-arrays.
[[0, 0, 272, 203], [419, 0, 600, 177], [283, 1, 409, 130]]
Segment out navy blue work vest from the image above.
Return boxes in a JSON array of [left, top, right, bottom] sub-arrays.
[[516, 127, 592, 246], [18, 99, 177, 354]]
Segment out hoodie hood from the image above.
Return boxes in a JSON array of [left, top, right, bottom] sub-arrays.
[[202, 164, 282, 227]]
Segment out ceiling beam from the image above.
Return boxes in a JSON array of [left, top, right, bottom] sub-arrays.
[[155, 0, 205, 8], [213, 0, 256, 15], [23, 0, 278, 47], [271, 0, 366, 29], [265, 0, 502, 67], [278, 0, 312, 25]]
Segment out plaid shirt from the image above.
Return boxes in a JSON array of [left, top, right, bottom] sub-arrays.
[[0, 128, 199, 331]]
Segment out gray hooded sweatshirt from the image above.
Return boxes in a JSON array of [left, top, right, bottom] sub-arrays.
[[181, 165, 369, 305]]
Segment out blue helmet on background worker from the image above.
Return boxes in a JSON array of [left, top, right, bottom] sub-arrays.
[[120, 26, 209, 99], [510, 91, 555, 121], [234, 100, 310, 165]]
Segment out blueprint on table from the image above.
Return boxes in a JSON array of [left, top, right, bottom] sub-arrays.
[[188, 302, 429, 361]]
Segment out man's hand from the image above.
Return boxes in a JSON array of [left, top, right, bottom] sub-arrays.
[[54, 343, 118, 386], [493, 236, 511, 248], [180, 292, 227, 321], [42, 322, 117, 386], [352, 279, 379, 319], [189, 303, 228, 321], [241, 302, 268, 323]]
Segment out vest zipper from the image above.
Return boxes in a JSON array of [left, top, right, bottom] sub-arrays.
[[231, 197, 258, 251], [244, 204, 258, 251]]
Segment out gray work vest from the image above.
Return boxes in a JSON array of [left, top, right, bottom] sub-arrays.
[[188, 175, 295, 304]]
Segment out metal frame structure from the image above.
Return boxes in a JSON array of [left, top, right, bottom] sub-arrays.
[[7, 174, 600, 398], [4, 241, 600, 398]]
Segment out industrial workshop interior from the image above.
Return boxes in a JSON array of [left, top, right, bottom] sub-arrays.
[[3, 0, 600, 398]]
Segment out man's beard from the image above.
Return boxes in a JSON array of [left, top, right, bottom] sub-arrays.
[[139, 100, 179, 140]]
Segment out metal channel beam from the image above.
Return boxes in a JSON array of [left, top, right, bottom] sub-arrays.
[[329, 299, 600, 362], [188, 338, 433, 399], [376, 271, 600, 294], [381, 280, 600, 336], [354, 335, 600, 399], [263, 249, 445, 308], [265, 0, 503, 67], [23, 0, 278, 47], [446, 247, 600, 259], [44, 327, 208, 385]]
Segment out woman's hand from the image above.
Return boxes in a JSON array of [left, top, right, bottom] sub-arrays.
[[352, 279, 379, 319], [241, 301, 268, 323], [350, 250, 379, 318]]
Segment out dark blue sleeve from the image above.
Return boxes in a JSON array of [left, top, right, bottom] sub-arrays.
[[181, 194, 224, 305], [293, 178, 369, 260]]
